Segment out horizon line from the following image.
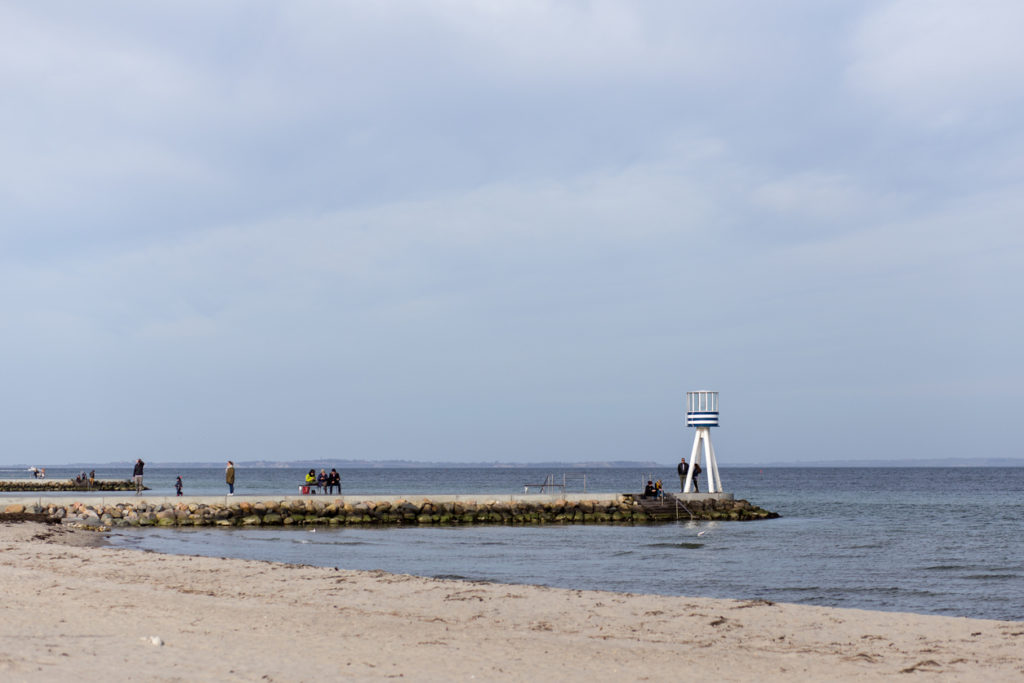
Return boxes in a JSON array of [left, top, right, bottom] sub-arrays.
[[4, 458, 1023, 469]]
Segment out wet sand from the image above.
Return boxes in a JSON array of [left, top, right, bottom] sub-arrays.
[[0, 522, 1021, 681]]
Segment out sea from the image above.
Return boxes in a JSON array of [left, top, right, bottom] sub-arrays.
[[4, 465, 1022, 622]]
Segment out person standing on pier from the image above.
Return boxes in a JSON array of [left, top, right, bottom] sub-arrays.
[[133, 459, 145, 495], [678, 457, 702, 493], [226, 461, 235, 496], [175, 476, 183, 496]]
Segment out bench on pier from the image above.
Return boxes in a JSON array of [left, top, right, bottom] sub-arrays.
[[298, 484, 342, 495]]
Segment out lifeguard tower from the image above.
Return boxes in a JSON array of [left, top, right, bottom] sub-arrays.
[[683, 390, 724, 494]]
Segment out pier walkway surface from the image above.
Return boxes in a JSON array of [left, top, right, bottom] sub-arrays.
[[0, 492, 734, 507]]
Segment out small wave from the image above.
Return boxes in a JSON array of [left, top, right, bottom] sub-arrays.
[[109, 534, 143, 547], [963, 574, 1020, 580], [645, 542, 705, 549], [432, 573, 469, 580], [823, 586, 940, 598], [306, 537, 374, 547], [922, 565, 969, 571], [454, 541, 508, 547]]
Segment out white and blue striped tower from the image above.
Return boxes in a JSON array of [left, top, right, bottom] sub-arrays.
[[684, 390, 724, 494]]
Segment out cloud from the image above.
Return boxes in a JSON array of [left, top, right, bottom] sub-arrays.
[[846, 0, 1024, 127], [752, 171, 875, 225], [0, 2, 1022, 463]]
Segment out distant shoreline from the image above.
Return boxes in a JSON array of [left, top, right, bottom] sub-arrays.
[[3, 459, 1022, 469]]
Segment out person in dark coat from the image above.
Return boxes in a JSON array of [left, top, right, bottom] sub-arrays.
[[327, 468, 341, 494], [133, 459, 145, 495], [678, 457, 703, 492], [175, 476, 183, 496]]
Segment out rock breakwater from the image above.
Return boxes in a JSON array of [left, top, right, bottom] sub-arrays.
[[4, 497, 778, 529], [0, 479, 141, 492]]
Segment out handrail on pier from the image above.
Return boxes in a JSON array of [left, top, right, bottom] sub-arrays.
[[522, 473, 587, 494]]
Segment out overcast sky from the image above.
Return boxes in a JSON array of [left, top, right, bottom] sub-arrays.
[[2, 1, 1021, 466]]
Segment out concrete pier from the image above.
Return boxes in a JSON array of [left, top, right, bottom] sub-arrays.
[[0, 492, 735, 507]]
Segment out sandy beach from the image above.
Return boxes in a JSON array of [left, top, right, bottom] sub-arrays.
[[0, 522, 1020, 682]]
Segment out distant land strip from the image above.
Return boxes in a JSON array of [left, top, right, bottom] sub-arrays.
[[5, 458, 1024, 468]]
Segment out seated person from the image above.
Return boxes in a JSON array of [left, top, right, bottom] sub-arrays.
[[305, 469, 316, 485], [654, 479, 665, 499], [643, 480, 656, 499]]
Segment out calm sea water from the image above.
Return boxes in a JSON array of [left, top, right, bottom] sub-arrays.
[[5, 466, 1022, 621]]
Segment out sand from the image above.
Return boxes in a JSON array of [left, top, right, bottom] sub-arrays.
[[0, 522, 1020, 682]]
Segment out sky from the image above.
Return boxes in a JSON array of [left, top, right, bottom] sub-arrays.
[[2, 1, 1022, 466]]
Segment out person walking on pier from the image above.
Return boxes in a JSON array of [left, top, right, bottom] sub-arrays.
[[133, 459, 145, 495], [226, 461, 235, 496], [175, 476, 183, 496]]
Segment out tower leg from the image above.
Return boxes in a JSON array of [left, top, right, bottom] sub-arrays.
[[684, 430, 701, 493], [706, 435, 723, 494], [686, 427, 724, 494], [698, 428, 711, 493]]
